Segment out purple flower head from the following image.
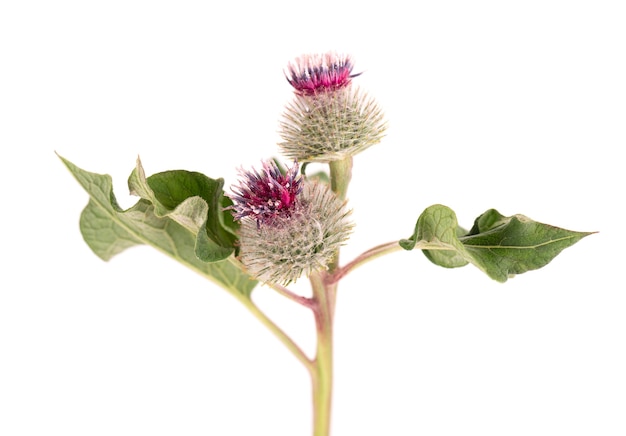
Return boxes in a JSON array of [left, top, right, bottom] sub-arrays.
[[229, 160, 302, 225], [285, 52, 360, 95]]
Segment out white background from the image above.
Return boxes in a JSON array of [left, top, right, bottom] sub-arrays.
[[1, 1, 624, 435]]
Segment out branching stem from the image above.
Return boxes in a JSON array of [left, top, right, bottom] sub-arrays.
[[267, 282, 316, 308], [328, 241, 403, 284]]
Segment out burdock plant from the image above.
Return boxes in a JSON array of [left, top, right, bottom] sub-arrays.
[[58, 51, 593, 436]]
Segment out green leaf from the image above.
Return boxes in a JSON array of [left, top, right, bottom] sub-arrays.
[[400, 204, 593, 282], [128, 157, 236, 262], [422, 224, 470, 269], [59, 154, 257, 297]]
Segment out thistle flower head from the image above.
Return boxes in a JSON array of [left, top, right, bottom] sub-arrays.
[[285, 52, 358, 95], [280, 52, 386, 162], [233, 175, 353, 285], [229, 160, 302, 225]]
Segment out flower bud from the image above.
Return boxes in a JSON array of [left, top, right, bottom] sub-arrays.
[[229, 161, 353, 285]]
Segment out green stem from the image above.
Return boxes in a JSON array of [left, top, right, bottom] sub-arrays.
[[328, 241, 403, 284], [310, 271, 335, 436], [328, 156, 353, 274], [236, 293, 314, 373], [329, 156, 353, 202]]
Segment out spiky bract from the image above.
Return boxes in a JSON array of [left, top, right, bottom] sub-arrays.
[[279, 86, 387, 163], [237, 182, 353, 285]]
